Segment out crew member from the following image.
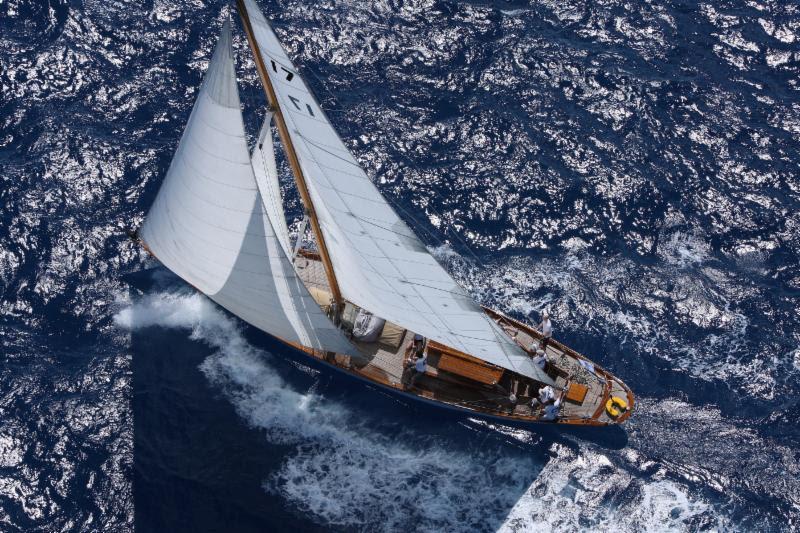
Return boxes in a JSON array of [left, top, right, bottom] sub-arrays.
[[530, 384, 555, 408], [407, 351, 427, 388], [532, 349, 547, 371], [538, 311, 553, 351], [541, 397, 562, 421], [406, 333, 425, 359]]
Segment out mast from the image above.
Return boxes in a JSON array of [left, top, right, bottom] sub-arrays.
[[235, 0, 345, 320], [228, 1, 554, 385]]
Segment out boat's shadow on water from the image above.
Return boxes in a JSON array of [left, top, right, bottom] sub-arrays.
[[127, 270, 628, 531], [132, 326, 334, 533]]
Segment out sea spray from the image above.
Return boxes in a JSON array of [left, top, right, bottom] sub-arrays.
[[116, 291, 728, 531], [116, 291, 536, 529]]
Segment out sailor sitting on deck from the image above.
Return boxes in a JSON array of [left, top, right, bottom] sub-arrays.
[[530, 385, 556, 408], [532, 349, 547, 371], [541, 397, 562, 421], [530, 385, 562, 421], [406, 351, 427, 388]]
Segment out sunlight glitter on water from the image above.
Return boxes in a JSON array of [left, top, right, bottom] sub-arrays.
[[3, 0, 800, 529]]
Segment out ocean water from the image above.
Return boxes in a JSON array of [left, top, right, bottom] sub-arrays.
[[1, 0, 799, 531]]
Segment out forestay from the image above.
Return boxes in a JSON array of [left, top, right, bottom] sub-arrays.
[[241, 1, 554, 385], [140, 20, 355, 356]]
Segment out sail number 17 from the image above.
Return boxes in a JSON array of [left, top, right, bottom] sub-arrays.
[[270, 59, 316, 117]]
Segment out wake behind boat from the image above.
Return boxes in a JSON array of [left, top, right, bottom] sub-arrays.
[[136, 1, 634, 426]]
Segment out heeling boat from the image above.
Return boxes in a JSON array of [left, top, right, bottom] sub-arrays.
[[137, 3, 634, 426]]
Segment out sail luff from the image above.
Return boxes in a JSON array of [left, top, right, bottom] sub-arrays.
[[235, 0, 344, 318]]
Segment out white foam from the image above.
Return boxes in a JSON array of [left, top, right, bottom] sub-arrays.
[[113, 290, 215, 332], [499, 447, 720, 532], [500, 9, 528, 17], [428, 242, 464, 264], [116, 290, 733, 531], [659, 231, 711, 267]]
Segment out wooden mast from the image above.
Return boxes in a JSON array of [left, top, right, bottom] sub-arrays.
[[235, 0, 344, 319]]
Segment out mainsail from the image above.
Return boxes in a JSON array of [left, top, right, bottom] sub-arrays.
[[239, 1, 554, 385], [139, 20, 355, 356]]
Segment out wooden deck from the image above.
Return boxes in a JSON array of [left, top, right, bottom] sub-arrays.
[[293, 253, 634, 426], [350, 331, 411, 387]]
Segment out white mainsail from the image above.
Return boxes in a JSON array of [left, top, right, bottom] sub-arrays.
[[139, 20, 355, 356], [240, 1, 554, 385], [251, 112, 292, 257]]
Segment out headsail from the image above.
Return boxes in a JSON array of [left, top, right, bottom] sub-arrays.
[[251, 112, 292, 257], [139, 20, 355, 356], [239, 1, 554, 385]]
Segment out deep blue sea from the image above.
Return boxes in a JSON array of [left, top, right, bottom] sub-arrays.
[[2, 0, 799, 531]]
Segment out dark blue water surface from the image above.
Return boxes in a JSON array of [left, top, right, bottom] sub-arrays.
[[2, 0, 799, 531]]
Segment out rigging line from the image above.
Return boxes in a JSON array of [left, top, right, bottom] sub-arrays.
[[304, 62, 392, 113], [394, 277, 482, 299], [295, 131, 361, 168], [344, 212, 419, 240], [304, 65, 348, 113], [371, 184, 447, 246]]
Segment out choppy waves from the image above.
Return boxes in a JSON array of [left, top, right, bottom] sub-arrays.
[[117, 291, 742, 531], [2, 0, 799, 530]]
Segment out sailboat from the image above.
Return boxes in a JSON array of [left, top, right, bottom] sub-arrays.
[[136, 1, 634, 426]]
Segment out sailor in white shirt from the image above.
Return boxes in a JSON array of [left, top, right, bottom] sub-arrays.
[[406, 352, 427, 388], [530, 385, 555, 408], [538, 311, 553, 351], [532, 349, 547, 371], [541, 398, 562, 421], [415, 353, 427, 373]]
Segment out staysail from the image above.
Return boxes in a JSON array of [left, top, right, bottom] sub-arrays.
[[239, 1, 554, 385], [139, 20, 355, 356], [251, 112, 292, 257]]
